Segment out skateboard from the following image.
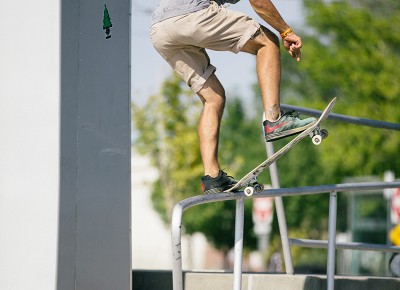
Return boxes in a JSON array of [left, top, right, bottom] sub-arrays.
[[226, 97, 337, 196]]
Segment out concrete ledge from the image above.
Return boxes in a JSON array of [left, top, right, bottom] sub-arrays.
[[132, 270, 400, 290]]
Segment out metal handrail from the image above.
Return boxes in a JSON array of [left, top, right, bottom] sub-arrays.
[[173, 182, 400, 209], [290, 238, 400, 253], [171, 106, 400, 290], [267, 105, 399, 290], [171, 182, 400, 290], [281, 104, 400, 131]]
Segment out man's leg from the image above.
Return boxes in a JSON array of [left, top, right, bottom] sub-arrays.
[[241, 26, 316, 141], [196, 73, 225, 178], [241, 26, 281, 122], [197, 73, 238, 194]]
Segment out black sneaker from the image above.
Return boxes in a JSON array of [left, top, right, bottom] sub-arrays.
[[263, 110, 316, 142], [201, 170, 238, 194]]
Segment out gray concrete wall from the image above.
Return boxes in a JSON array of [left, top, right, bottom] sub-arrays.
[[58, 0, 131, 289]]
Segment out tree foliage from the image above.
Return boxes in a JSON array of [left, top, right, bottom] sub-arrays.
[[132, 0, 400, 269], [132, 73, 257, 254], [132, 73, 203, 221], [255, 0, 400, 267], [283, 0, 400, 180]]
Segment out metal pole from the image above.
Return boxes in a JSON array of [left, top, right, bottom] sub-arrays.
[[327, 191, 337, 290], [281, 103, 400, 131], [233, 197, 245, 290], [266, 142, 294, 274], [171, 204, 184, 290], [289, 238, 400, 252]]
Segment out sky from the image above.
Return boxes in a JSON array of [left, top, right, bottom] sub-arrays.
[[131, 0, 305, 107]]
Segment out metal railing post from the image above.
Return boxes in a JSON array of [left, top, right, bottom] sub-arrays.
[[233, 196, 245, 290], [266, 141, 294, 274], [327, 191, 337, 290], [171, 204, 184, 290]]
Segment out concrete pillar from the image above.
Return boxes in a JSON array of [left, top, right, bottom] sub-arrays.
[[0, 1, 131, 289]]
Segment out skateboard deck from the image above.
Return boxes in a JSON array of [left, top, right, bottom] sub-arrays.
[[226, 97, 337, 196]]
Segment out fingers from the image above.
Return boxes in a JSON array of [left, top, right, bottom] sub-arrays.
[[284, 42, 301, 61], [282, 33, 302, 62], [289, 44, 301, 62], [290, 49, 301, 62]]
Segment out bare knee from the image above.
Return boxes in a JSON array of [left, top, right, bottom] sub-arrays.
[[242, 27, 280, 55], [197, 74, 226, 109], [257, 27, 280, 48]]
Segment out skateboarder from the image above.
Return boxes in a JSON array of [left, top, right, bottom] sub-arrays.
[[150, 0, 316, 194]]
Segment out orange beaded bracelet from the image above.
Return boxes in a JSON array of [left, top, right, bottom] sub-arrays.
[[280, 28, 293, 38]]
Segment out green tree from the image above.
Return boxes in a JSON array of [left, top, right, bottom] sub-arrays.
[[132, 73, 258, 263], [349, 0, 400, 17], [132, 73, 202, 221], [133, 0, 400, 270], [287, 0, 400, 179], [263, 0, 400, 268]]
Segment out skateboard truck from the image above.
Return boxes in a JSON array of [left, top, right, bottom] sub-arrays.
[[243, 174, 265, 196], [309, 125, 329, 145]]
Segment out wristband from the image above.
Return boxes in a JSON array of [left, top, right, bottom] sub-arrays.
[[280, 28, 293, 38]]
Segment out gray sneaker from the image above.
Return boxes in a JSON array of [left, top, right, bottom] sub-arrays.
[[201, 170, 238, 194], [263, 110, 317, 142]]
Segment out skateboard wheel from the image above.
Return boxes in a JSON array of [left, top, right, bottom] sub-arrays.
[[244, 187, 254, 196], [254, 184, 264, 193], [312, 135, 322, 145], [320, 129, 329, 139]]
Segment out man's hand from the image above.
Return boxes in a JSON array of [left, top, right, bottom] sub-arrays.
[[282, 32, 302, 62]]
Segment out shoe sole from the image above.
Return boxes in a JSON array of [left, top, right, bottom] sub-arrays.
[[266, 121, 317, 142], [203, 183, 237, 194], [204, 187, 225, 194]]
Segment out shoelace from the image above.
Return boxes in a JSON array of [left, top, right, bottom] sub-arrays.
[[283, 110, 300, 119], [220, 170, 235, 180]]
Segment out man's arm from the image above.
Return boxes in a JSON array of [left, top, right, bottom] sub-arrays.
[[249, 0, 290, 33], [249, 0, 302, 61]]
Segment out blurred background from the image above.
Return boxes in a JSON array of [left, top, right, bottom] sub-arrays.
[[131, 0, 400, 277]]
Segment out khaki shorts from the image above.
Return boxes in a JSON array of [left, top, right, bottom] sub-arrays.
[[150, 2, 260, 92]]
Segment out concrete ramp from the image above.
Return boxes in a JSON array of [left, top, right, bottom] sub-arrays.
[[132, 270, 400, 290]]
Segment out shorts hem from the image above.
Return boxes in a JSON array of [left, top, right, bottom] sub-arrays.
[[191, 65, 216, 93], [234, 22, 261, 53]]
